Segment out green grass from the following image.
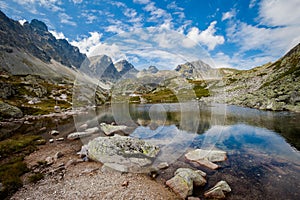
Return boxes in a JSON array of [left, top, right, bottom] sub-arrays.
[[28, 173, 44, 183], [0, 134, 44, 199], [0, 135, 41, 158], [0, 158, 29, 199], [143, 88, 178, 103]]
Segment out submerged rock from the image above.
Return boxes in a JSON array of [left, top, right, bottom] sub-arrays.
[[204, 180, 231, 199], [166, 168, 206, 199], [185, 149, 227, 170], [100, 123, 127, 136], [87, 135, 160, 172]]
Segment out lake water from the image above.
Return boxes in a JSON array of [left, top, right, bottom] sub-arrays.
[[95, 102, 300, 200]]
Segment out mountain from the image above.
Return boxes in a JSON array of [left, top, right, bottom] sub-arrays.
[[142, 66, 159, 74], [114, 60, 138, 75], [85, 55, 121, 82], [175, 60, 219, 79], [211, 43, 300, 111], [0, 10, 86, 69]]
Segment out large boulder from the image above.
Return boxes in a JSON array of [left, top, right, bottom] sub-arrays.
[[185, 149, 227, 170], [0, 101, 23, 119], [166, 168, 206, 199], [86, 135, 160, 172], [204, 180, 231, 199]]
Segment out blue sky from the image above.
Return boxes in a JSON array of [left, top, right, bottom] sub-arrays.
[[0, 0, 299, 70]]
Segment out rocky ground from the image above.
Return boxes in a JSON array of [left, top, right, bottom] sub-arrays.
[[11, 138, 180, 200]]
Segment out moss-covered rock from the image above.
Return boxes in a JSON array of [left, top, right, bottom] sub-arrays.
[[0, 101, 23, 119]]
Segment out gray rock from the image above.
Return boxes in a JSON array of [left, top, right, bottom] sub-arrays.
[[54, 151, 63, 160], [157, 162, 169, 170], [45, 156, 54, 165], [100, 123, 127, 136], [55, 137, 64, 141], [49, 138, 54, 143], [0, 101, 23, 119], [87, 135, 160, 172], [166, 168, 206, 199], [185, 149, 227, 170], [67, 127, 99, 140], [204, 180, 231, 199], [50, 130, 59, 136]]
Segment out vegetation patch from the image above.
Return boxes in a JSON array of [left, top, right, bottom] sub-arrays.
[[0, 134, 43, 199]]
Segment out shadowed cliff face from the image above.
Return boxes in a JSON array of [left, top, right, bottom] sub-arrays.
[[0, 11, 86, 68]]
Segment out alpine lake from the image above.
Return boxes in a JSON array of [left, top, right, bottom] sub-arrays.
[[93, 102, 300, 200]]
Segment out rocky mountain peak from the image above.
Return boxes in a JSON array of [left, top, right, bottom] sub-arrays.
[[142, 65, 159, 74], [0, 10, 86, 68], [30, 19, 48, 32], [114, 59, 138, 75], [86, 55, 121, 81]]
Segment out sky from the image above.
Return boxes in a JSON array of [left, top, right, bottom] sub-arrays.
[[0, 0, 300, 70]]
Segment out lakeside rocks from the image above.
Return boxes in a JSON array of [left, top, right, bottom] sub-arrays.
[[166, 168, 206, 199], [204, 180, 231, 199], [185, 149, 227, 170], [86, 135, 160, 172]]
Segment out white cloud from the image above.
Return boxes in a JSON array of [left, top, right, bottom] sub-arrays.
[[49, 30, 66, 40], [167, 1, 184, 11], [59, 13, 77, 26], [70, 32, 102, 55], [249, 0, 257, 8], [259, 0, 300, 26], [133, 0, 150, 4], [72, 0, 82, 4], [221, 10, 235, 21], [13, 0, 63, 12], [81, 12, 98, 24], [184, 21, 225, 50], [18, 19, 27, 26], [142, 1, 172, 22]]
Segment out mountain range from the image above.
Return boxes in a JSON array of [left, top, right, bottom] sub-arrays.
[[0, 9, 299, 118]]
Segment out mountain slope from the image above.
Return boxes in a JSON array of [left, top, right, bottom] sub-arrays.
[[217, 43, 300, 111], [175, 60, 220, 79], [0, 10, 86, 69]]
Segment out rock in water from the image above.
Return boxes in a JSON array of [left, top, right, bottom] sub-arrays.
[[87, 135, 160, 172], [204, 180, 231, 199], [100, 123, 127, 136], [166, 168, 206, 199], [185, 149, 227, 170]]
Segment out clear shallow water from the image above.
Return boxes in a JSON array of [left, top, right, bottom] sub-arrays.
[[96, 102, 300, 200]]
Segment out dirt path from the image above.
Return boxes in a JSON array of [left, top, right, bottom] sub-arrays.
[[11, 138, 180, 200]]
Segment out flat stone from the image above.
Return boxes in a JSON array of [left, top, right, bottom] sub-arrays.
[[185, 149, 227, 170], [100, 123, 127, 136], [204, 180, 231, 199]]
